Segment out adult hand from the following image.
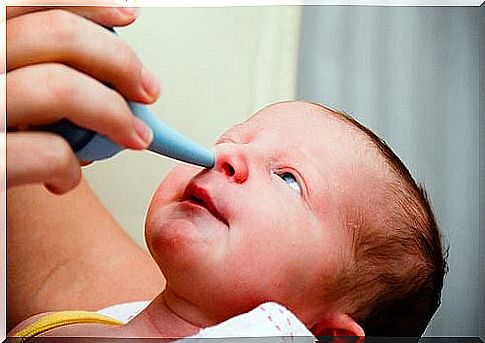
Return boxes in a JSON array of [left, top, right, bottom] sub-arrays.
[[6, 6, 160, 194]]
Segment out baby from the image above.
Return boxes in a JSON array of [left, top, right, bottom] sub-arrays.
[[10, 100, 447, 338]]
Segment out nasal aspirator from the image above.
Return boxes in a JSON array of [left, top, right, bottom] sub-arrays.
[[40, 25, 215, 169], [42, 102, 215, 168]]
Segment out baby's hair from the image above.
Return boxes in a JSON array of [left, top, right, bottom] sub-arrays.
[[310, 102, 448, 337]]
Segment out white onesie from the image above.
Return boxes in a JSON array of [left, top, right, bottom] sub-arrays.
[[97, 301, 316, 341]]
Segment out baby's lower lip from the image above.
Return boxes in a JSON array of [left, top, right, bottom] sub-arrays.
[[182, 199, 229, 226]]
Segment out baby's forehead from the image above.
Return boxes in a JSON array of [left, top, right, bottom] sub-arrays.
[[226, 101, 379, 171], [220, 101, 387, 182], [224, 100, 391, 219], [250, 101, 337, 124], [227, 101, 349, 139], [244, 100, 389, 177]]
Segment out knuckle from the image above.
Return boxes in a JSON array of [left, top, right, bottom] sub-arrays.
[[106, 90, 134, 131], [113, 41, 142, 81], [45, 64, 76, 101], [46, 9, 79, 42]]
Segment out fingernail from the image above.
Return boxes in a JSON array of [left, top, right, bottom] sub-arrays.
[[133, 117, 153, 148], [141, 65, 161, 98], [118, 7, 138, 17]]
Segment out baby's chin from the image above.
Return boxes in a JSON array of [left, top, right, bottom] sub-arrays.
[[145, 194, 227, 271], [144, 204, 230, 291], [145, 202, 198, 270]]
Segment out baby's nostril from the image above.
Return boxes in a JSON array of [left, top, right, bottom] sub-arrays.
[[222, 162, 235, 177]]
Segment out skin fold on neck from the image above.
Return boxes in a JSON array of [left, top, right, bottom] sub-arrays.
[[125, 288, 216, 338]]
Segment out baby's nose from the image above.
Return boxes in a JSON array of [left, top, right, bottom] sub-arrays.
[[214, 146, 248, 183]]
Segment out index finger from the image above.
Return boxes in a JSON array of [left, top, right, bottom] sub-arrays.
[[6, 5, 138, 27]]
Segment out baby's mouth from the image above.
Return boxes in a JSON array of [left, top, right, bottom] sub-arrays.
[[183, 183, 228, 226]]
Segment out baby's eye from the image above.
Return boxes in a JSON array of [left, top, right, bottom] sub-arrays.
[[278, 172, 302, 195]]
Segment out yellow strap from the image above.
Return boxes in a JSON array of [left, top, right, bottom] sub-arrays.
[[12, 310, 123, 342]]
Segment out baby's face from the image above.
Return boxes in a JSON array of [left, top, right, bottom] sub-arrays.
[[146, 101, 364, 323]]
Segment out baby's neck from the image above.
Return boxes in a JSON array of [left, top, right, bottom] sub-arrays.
[[127, 288, 215, 338]]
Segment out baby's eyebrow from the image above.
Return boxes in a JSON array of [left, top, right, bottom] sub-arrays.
[[217, 125, 248, 144], [216, 130, 239, 143], [215, 136, 237, 144]]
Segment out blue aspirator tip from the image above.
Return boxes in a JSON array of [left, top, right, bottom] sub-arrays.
[[132, 102, 215, 168], [42, 102, 215, 169]]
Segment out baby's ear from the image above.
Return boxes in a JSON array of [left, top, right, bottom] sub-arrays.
[[311, 313, 365, 343]]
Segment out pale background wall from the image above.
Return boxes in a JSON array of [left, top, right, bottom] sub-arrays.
[[83, 6, 301, 248], [298, 5, 482, 337]]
